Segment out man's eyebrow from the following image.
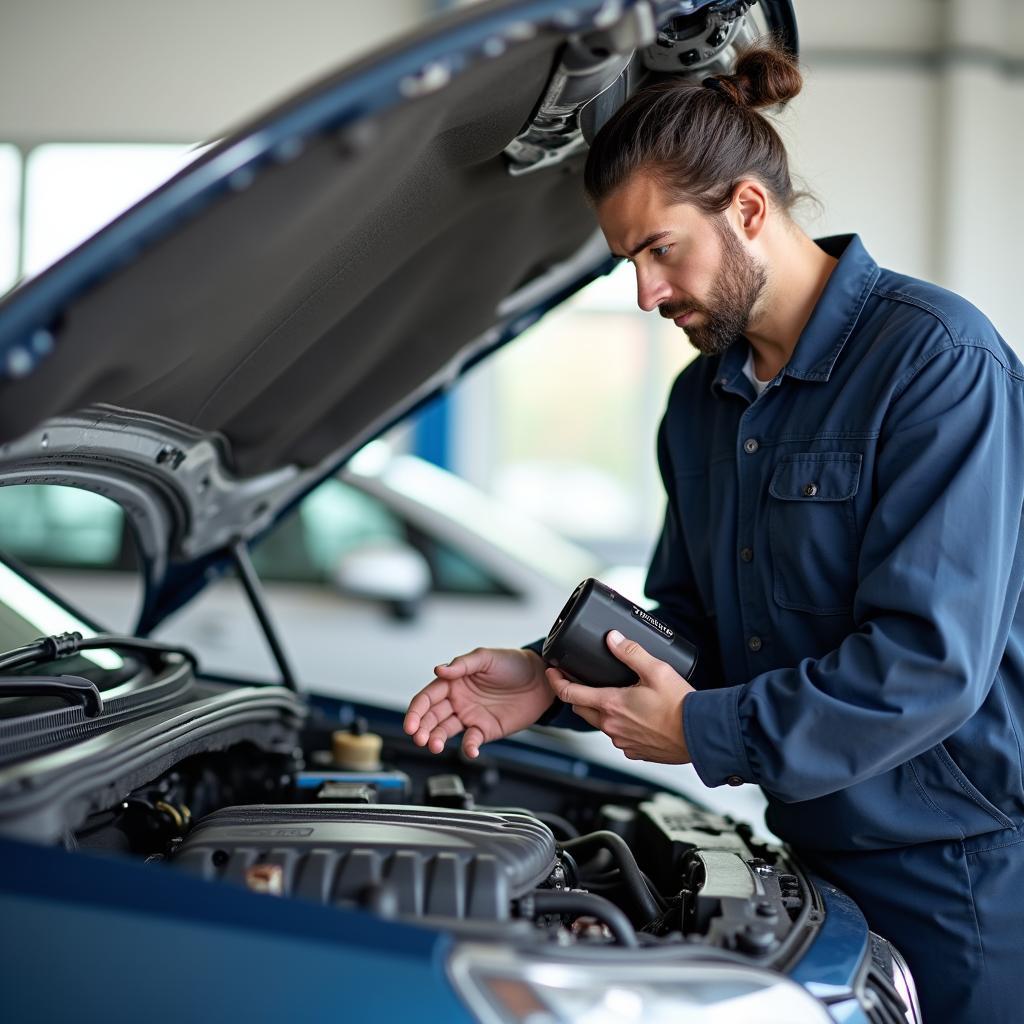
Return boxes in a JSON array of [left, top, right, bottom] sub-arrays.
[[610, 231, 672, 260]]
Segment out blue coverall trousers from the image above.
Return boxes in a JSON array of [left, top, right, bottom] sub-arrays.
[[800, 832, 1024, 1023]]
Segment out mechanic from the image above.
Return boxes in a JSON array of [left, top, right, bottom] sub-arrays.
[[404, 43, 1024, 1023]]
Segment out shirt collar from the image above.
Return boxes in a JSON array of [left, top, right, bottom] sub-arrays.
[[712, 233, 880, 395]]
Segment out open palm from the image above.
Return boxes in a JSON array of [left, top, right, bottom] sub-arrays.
[[403, 647, 552, 758]]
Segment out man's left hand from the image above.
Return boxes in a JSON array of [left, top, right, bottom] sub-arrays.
[[545, 629, 695, 764]]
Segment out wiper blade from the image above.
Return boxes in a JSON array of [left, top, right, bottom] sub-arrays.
[[0, 631, 197, 674], [0, 674, 103, 717]]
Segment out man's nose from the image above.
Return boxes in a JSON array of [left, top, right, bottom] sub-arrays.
[[635, 267, 671, 312]]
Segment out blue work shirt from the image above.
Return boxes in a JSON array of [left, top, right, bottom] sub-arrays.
[[543, 234, 1024, 852]]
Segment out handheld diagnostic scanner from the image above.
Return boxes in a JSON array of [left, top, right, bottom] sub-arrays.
[[542, 578, 698, 687]]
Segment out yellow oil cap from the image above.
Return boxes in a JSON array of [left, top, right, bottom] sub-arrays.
[[332, 728, 383, 771]]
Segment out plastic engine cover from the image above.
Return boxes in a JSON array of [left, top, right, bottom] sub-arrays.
[[172, 804, 556, 920]]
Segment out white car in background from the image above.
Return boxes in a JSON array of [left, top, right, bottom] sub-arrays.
[[0, 441, 645, 704], [157, 443, 652, 701]]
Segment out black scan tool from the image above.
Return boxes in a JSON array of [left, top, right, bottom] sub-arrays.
[[542, 578, 698, 687]]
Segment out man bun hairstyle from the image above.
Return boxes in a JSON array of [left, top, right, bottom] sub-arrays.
[[584, 40, 808, 216], [703, 42, 803, 110]]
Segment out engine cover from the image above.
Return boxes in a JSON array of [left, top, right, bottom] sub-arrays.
[[172, 804, 556, 920]]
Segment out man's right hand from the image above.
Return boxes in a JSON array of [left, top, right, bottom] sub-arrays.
[[403, 647, 553, 758]]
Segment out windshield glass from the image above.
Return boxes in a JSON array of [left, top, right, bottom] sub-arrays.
[[0, 559, 123, 672]]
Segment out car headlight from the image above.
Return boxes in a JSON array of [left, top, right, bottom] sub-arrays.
[[448, 944, 833, 1024]]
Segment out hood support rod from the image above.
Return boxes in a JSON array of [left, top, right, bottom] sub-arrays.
[[230, 539, 297, 692]]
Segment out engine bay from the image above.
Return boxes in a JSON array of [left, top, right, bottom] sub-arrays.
[[0, 630, 915, 1021], [63, 705, 821, 965]]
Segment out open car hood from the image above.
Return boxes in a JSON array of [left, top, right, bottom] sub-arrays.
[[0, 0, 796, 631]]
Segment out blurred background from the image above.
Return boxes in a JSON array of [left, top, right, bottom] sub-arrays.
[[2, 0, 1021, 570]]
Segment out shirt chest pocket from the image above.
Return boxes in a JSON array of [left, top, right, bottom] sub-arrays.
[[768, 452, 863, 615]]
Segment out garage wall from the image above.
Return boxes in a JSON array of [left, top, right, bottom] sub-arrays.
[[785, 0, 1024, 346], [0, 0, 427, 143]]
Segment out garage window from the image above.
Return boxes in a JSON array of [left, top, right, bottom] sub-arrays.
[[481, 261, 696, 562], [21, 142, 194, 278]]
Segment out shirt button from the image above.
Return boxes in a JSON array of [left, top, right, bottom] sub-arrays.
[[803, 483, 818, 497], [726, 775, 744, 787], [743, 438, 759, 454], [740, 547, 754, 563], [748, 635, 762, 652]]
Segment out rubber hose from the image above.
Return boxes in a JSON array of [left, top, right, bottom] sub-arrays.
[[530, 889, 639, 947], [559, 830, 661, 924]]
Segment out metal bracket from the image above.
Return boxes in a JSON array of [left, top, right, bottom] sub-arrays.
[[504, 2, 656, 176]]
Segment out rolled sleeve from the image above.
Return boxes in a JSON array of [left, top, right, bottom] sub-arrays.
[[684, 684, 754, 786]]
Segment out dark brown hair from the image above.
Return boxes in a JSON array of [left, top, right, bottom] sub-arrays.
[[583, 41, 807, 215]]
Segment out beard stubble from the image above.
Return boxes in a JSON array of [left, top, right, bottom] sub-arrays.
[[660, 217, 768, 357]]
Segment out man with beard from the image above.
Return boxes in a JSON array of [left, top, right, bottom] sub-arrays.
[[404, 42, 1024, 1023]]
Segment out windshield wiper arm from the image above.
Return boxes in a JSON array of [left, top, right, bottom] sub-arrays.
[[0, 674, 103, 717]]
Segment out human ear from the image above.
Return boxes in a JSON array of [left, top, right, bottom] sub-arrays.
[[731, 179, 768, 241]]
